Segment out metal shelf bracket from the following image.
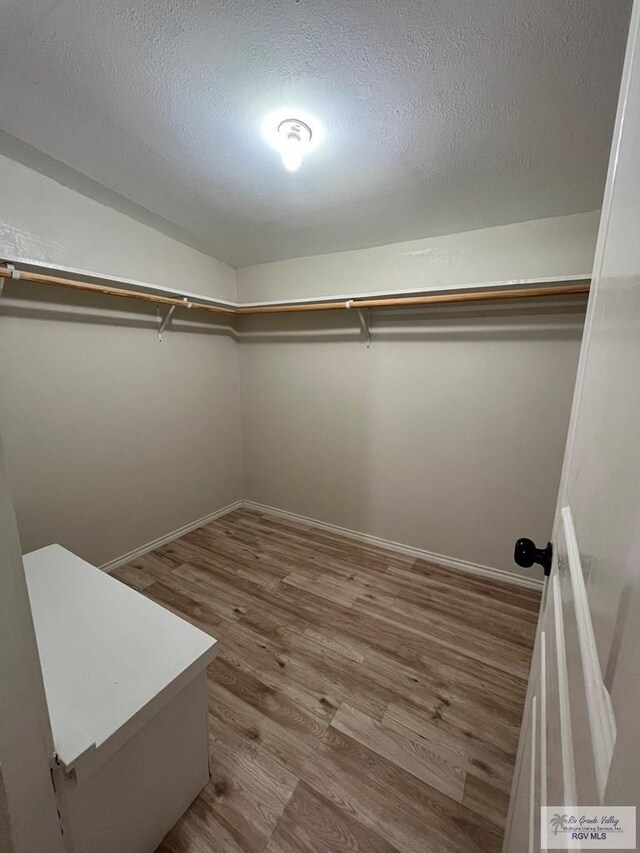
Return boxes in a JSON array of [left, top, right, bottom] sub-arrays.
[[157, 305, 176, 341], [356, 308, 372, 348]]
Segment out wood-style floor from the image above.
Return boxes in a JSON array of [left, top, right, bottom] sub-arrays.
[[111, 508, 540, 853]]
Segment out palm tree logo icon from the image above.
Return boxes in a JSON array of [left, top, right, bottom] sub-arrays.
[[550, 814, 569, 835]]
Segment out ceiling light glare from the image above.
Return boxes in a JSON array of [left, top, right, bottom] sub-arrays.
[[262, 109, 323, 173]]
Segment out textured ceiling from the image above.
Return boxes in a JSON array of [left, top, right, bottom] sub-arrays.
[[0, 0, 632, 267]]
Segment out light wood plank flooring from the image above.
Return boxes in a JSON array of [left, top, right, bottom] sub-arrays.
[[111, 508, 540, 853]]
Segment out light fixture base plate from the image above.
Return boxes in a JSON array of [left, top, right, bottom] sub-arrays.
[[277, 118, 312, 145]]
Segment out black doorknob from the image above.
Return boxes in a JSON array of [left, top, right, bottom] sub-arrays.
[[514, 538, 553, 576]]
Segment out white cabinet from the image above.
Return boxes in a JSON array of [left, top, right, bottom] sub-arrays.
[[24, 545, 218, 853]]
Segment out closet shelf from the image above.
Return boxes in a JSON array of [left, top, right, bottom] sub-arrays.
[[1, 259, 590, 318]]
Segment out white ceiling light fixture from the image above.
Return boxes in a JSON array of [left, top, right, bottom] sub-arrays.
[[277, 118, 312, 172], [262, 109, 323, 173]]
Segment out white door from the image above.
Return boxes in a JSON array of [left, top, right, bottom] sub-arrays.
[[0, 430, 65, 852], [504, 3, 640, 851]]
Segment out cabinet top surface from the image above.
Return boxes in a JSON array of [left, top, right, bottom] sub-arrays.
[[24, 545, 217, 772]]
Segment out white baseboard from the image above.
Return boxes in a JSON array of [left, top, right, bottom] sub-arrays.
[[100, 496, 543, 592], [100, 499, 243, 573], [242, 500, 544, 591]]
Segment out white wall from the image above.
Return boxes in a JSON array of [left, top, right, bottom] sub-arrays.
[[238, 211, 599, 301], [0, 154, 236, 300], [0, 155, 242, 566], [0, 153, 597, 580], [237, 214, 597, 577]]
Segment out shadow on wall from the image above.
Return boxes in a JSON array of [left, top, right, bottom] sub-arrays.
[[237, 298, 588, 343]]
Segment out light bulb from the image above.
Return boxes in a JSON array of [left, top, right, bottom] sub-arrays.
[[262, 111, 322, 172], [276, 118, 312, 172], [280, 134, 304, 172]]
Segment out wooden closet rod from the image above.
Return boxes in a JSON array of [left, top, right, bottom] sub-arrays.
[[0, 265, 590, 315], [235, 282, 590, 313], [0, 266, 236, 315]]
